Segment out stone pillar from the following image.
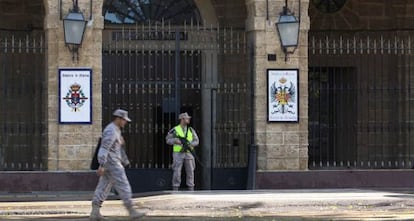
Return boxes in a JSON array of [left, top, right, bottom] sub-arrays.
[[246, 0, 309, 171], [44, 0, 104, 170]]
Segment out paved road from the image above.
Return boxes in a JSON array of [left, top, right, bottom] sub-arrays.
[[0, 189, 414, 220]]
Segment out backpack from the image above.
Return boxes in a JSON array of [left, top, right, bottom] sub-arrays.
[[90, 138, 101, 170]]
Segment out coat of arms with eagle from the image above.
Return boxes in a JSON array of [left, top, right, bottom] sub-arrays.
[[270, 77, 296, 114], [63, 83, 88, 112]]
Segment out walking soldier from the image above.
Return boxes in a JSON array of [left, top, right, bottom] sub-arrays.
[[90, 109, 145, 221]]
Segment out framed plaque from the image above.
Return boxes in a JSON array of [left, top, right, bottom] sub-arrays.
[[59, 68, 92, 124], [267, 69, 299, 122]]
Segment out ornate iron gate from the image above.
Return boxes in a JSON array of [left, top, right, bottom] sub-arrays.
[[309, 31, 414, 169], [102, 22, 251, 191], [0, 31, 46, 170]]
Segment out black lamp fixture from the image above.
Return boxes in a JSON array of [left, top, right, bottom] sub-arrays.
[[63, 0, 87, 62], [276, 0, 300, 61]]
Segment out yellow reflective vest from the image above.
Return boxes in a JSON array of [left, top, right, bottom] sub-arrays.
[[173, 125, 193, 152]]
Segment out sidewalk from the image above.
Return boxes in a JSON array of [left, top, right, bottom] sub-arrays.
[[0, 189, 414, 220]]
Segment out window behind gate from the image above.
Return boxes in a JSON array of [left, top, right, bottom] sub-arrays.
[[309, 67, 357, 168], [309, 31, 414, 169]]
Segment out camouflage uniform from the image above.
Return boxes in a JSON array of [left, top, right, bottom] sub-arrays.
[[166, 126, 199, 190], [92, 122, 133, 208]]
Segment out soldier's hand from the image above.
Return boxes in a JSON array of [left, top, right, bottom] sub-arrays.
[[97, 166, 105, 176], [175, 138, 182, 145]]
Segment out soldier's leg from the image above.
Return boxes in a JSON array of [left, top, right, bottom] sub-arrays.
[[92, 173, 113, 207], [184, 154, 195, 189], [111, 166, 133, 208], [172, 152, 184, 189], [91, 173, 113, 220], [111, 166, 145, 218]]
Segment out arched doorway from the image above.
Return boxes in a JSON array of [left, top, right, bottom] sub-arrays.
[[0, 0, 46, 171], [103, 0, 202, 24], [102, 0, 251, 191]]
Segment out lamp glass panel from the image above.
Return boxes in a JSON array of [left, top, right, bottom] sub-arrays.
[[279, 14, 297, 23], [277, 21, 299, 47], [63, 12, 87, 45]]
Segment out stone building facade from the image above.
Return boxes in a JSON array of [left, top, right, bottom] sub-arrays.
[[2, 0, 414, 190], [44, 0, 104, 170], [37, 0, 309, 173], [247, 0, 309, 172]]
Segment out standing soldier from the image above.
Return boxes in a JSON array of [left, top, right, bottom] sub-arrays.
[[166, 112, 199, 191], [90, 109, 145, 221]]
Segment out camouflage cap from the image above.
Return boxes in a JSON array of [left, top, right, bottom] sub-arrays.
[[113, 109, 131, 122], [178, 112, 191, 120]]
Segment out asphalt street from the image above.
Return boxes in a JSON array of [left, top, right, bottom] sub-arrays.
[[0, 189, 414, 220]]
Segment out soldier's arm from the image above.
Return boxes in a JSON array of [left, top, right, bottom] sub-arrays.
[[166, 129, 180, 145], [98, 128, 117, 166], [189, 128, 199, 147], [120, 146, 130, 167]]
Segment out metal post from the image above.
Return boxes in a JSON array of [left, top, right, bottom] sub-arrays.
[[247, 144, 257, 189], [266, 0, 269, 21], [210, 88, 217, 189], [246, 41, 256, 190], [73, 0, 79, 12], [175, 28, 181, 115]]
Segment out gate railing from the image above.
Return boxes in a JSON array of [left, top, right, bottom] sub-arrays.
[[309, 31, 414, 169], [214, 82, 250, 168], [102, 22, 251, 169], [103, 22, 246, 53], [0, 31, 46, 171], [310, 31, 414, 55]]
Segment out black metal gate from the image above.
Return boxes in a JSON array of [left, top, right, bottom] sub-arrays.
[[309, 31, 414, 169], [0, 31, 46, 171], [102, 22, 251, 191]]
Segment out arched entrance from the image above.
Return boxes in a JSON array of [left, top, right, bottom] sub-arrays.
[[102, 0, 251, 191], [0, 0, 46, 171]]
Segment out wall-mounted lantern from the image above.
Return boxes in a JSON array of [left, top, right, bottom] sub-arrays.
[[63, 0, 87, 62], [276, 0, 300, 61]]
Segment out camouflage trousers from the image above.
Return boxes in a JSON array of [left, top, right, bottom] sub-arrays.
[[92, 163, 133, 208], [172, 152, 195, 188]]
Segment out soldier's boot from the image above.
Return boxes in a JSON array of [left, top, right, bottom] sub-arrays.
[[89, 204, 107, 221], [128, 206, 146, 220]]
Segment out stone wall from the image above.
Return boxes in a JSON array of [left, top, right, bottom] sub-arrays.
[[44, 0, 104, 170], [246, 0, 310, 171]]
